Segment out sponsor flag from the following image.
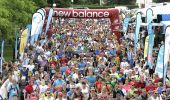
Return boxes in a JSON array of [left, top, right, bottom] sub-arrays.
[[155, 45, 164, 78], [144, 36, 149, 58], [15, 29, 18, 60], [45, 8, 53, 34], [0, 40, 4, 73], [37, 9, 46, 36], [147, 8, 154, 69], [122, 17, 130, 33], [134, 13, 142, 56], [26, 24, 32, 44], [163, 26, 170, 85], [19, 29, 28, 55], [30, 13, 42, 45]]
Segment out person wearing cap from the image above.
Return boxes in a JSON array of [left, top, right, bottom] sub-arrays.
[[19, 65, 29, 81], [7, 78, 20, 100], [78, 59, 86, 75], [39, 90, 55, 100], [67, 85, 76, 99], [88, 87, 97, 99], [120, 57, 129, 68], [39, 80, 49, 97], [24, 80, 34, 99], [81, 81, 89, 100], [52, 74, 65, 88], [86, 71, 97, 87], [19, 76, 28, 100], [56, 92, 66, 100], [148, 90, 160, 100]]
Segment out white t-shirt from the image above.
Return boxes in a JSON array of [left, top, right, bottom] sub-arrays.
[[27, 64, 35, 72], [81, 87, 89, 99], [13, 70, 20, 82], [120, 61, 129, 68], [39, 85, 49, 96], [72, 73, 78, 82]]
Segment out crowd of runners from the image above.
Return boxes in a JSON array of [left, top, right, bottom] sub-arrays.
[[0, 18, 170, 100]]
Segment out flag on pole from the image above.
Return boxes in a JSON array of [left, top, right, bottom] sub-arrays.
[[30, 13, 42, 45], [15, 29, 18, 60], [0, 40, 4, 73], [163, 26, 170, 85], [19, 29, 28, 55], [144, 36, 149, 58], [146, 8, 154, 69], [37, 9, 46, 36], [134, 12, 142, 56], [26, 24, 32, 44], [122, 17, 130, 33], [155, 45, 164, 78], [45, 8, 53, 34]]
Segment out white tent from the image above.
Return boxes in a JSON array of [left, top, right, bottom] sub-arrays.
[[136, 4, 170, 19]]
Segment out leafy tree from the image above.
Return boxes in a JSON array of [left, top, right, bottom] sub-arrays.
[[0, 0, 47, 44]]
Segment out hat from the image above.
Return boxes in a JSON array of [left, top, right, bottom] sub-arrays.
[[35, 71, 39, 75], [46, 90, 51, 94], [21, 76, 26, 80], [23, 65, 27, 68], [65, 69, 71, 75], [58, 92, 63, 97], [90, 87, 95, 91]]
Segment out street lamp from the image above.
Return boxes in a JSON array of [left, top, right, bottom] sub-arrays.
[[53, 3, 56, 8]]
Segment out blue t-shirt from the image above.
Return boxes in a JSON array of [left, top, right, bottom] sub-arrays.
[[60, 66, 68, 75], [78, 62, 86, 69], [67, 91, 73, 97], [94, 50, 100, 55], [53, 79, 65, 87], [109, 49, 116, 55], [157, 87, 164, 94], [86, 76, 97, 84]]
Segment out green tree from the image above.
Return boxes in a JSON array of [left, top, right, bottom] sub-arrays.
[[0, 0, 47, 43]]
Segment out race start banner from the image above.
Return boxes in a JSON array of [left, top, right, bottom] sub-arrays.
[[44, 8, 120, 43]]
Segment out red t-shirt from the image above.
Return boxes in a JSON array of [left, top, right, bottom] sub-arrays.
[[145, 85, 156, 92], [60, 58, 68, 64], [25, 85, 33, 94], [95, 81, 103, 92], [154, 78, 160, 83]]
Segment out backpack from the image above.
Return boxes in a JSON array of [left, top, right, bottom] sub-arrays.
[[8, 85, 19, 98]]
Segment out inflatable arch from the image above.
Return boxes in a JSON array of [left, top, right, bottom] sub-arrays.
[[44, 8, 121, 42]]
